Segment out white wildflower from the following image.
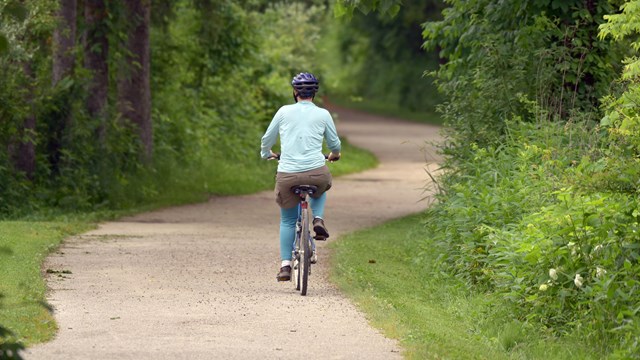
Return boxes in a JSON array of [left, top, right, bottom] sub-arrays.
[[574, 274, 584, 288], [549, 268, 558, 280], [539, 284, 549, 291], [593, 244, 603, 252], [596, 267, 607, 278]]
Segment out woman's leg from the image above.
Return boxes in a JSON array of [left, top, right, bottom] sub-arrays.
[[279, 206, 298, 263], [309, 192, 327, 218]]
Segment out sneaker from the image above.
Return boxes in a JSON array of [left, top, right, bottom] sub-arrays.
[[310, 251, 317, 264], [276, 266, 291, 282], [313, 218, 329, 240]]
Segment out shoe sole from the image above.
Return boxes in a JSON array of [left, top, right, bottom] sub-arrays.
[[313, 225, 329, 239]]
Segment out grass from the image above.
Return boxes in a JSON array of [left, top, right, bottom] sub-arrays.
[[0, 222, 92, 346], [330, 214, 600, 359], [0, 136, 377, 348]]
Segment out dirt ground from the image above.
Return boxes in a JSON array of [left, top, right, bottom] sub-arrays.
[[25, 105, 442, 359]]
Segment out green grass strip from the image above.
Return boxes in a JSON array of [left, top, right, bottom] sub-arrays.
[[330, 214, 599, 359], [0, 222, 92, 346]]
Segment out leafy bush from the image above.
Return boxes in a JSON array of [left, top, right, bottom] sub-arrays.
[[425, 118, 640, 357], [423, 0, 623, 149], [597, 0, 640, 194]]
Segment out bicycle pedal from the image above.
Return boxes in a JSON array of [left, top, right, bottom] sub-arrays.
[[310, 252, 317, 264], [314, 235, 327, 241]]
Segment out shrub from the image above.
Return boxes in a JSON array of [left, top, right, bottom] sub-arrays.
[[425, 118, 640, 357]]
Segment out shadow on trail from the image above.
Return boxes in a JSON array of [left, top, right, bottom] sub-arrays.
[[0, 325, 25, 360]]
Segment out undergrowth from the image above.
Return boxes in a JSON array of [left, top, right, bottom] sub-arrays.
[[426, 119, 640, 359]]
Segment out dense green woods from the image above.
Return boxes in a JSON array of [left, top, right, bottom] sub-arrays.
[[419, 0, 640, 357], [0, 0, 333, 217]]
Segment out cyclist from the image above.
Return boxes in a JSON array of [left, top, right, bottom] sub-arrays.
[[260, 72, 341, 282]]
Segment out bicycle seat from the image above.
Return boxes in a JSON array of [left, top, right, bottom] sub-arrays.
[[291, 185, 318, 195]]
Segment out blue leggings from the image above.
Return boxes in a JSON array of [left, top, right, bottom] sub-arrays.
[[280, 192, 327, 260]]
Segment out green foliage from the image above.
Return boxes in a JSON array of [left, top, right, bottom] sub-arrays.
[[334, 0, 401, 18], [322, 1, 443, 116], [598, 0, 640, 194], [251, 2, 327, 114], [417, 2, 640, 356], [423, 0, 623, 149], [425, 119, 640, 357], [0, 0, 28, 54]]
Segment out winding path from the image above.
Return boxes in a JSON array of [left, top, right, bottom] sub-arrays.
[[26, 105, 441, 359]]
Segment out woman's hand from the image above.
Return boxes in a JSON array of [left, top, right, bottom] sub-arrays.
[[327, 152, 341, 162], [267, 151, 280, 160]]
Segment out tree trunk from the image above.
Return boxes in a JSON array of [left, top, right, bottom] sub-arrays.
[[49, 0, 77, 173], [84, 0, 108, 121], [117, 0, 152, 161], [52, 0, 77, 85], [8, 115, 36, 179], [8, 64, 36, 179]]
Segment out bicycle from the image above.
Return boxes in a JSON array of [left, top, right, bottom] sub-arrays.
[[268, 153, 339, 296], [291, 184, 319, 295]]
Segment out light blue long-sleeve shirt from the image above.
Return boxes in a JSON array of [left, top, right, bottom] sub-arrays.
[[261, 100, 341, 173]]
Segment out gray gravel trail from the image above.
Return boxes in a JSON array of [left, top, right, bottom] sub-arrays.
[[25, 105, 441, 359]]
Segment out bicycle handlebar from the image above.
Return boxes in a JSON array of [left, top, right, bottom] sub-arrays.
[[267, 153, 340, 162]]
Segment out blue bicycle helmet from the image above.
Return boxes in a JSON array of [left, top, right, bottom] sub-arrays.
[[291, 72, 319, 100]]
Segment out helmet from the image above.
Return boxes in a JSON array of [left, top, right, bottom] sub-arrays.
[[291, 72, 319, 99]]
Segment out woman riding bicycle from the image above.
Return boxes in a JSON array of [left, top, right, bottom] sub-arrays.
[[260, 72, 341, 282]]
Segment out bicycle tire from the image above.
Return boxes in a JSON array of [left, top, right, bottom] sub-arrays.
[[293, 235, 301, 290], [293, 247, 301, 291], [300, 207, 311, 296]]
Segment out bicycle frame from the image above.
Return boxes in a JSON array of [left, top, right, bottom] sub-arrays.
[[291, 190, 316, 295], [293, 197, 316, 258]]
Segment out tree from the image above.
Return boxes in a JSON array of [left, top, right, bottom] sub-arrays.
[[2, 1, 34, 179], [84, 0, 109, 122], [52, 0, 76, 85], [49, 0, 77, 174], [117, 0, 152, 161], [7, 63, 36, 180]]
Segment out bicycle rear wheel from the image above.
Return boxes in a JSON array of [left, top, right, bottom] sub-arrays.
[[300, 208, 311, 296], [293, 243, 301, 291]]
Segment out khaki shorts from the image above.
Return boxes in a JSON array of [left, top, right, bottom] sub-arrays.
[[275, 165, 332, 209]]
